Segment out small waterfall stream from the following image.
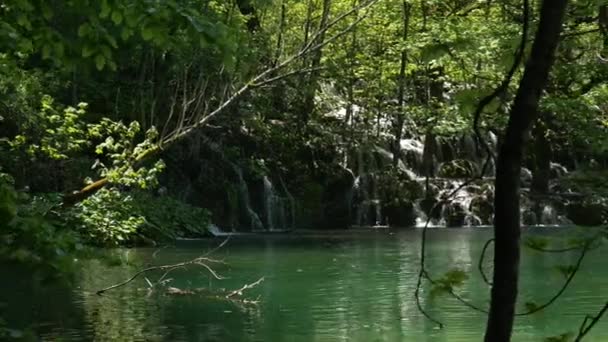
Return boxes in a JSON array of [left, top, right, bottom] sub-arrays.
[[263, 176, 295, 231]]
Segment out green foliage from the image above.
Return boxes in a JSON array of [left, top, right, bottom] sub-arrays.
[[0, 173, 82, 277], [67, 188, 210, 246], [7, 96, 89, 160], [68, 188, 146, 245], [88, 119, 165, 189], [430, 269, 468, 299], [437, 159, 477, 179], [377, 169, 423, 206], [0, 0, 247, 71]]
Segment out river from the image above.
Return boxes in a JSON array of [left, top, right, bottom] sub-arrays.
[[1, 227, 606, 341]]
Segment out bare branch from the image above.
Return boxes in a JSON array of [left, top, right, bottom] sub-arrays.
[[575, 302, 608, 341], [226, 277, 265, 299], [252, 67, 327, 87], [479, 238, 494, 286], [95, 256, 225, 295]]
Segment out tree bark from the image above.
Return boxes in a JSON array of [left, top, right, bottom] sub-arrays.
[[484, 1, 568, 341], [531, 116, 551, 194], [392, 1, 411, 167], [301, 0, 332, 125], [236, 0, 260, 32]]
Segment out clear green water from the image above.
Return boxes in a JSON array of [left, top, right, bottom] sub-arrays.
[[1, 227, 607, 341]]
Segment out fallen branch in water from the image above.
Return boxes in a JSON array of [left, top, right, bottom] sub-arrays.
[[226, 277, 265, 299], [96, 256, 226, 295], [161, 277, 265, 307]]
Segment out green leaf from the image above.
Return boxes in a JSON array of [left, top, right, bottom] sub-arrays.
[[111, 11, 123, 25], [105, 34, 118, 48], [16, 14, 32, 30], [41, 44, 51, 59], [120, 28, 132, 41], [100, 0, 111, 18], [17, 39, 33, 53], [54, 43, 64, 59], [100, 45, 112, 59], [95, 54, 106, 70], [82, 45, 95, 58], [141, 26, 155, 41], [41, 3, 54, 19], [78, 23, 90, 37]]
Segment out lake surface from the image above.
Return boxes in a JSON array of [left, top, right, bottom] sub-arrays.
[[1, 227, 607, 341]]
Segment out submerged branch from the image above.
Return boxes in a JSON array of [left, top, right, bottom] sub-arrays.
[[226, 277, 265, 299], [96, 256, 225, 295]]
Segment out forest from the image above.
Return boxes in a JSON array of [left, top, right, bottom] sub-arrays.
[[1, 0, 608, 341]]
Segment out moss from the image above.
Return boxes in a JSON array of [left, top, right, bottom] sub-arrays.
[[437, 159, 477, 179]]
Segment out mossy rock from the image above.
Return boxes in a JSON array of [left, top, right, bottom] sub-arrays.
[[420, 197, 442, 220], [384, 201, 416, 227], [437, 159, 477, 179], [469, 196, 493, 224], [445, 202, 466, 227], [566, 201, 607, 226], [521, 209, 538, 226]]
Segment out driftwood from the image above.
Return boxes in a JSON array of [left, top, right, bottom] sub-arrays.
[[95, 238, 265, 306], [95, 256, 226, 295]]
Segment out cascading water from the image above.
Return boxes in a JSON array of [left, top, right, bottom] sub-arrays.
[[262, 176, 295, 231], [233, 166, 264, 231]]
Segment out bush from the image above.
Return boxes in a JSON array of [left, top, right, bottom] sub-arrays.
[[67, 188, 211, 246]]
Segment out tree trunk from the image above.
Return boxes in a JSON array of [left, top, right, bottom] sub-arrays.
[[531, 116, 551, 194], [236, 0, 260, 32], [301, 0, 332, 125], [484, 1, 568, 341], [599, 5, 608, 57], [392, 1, 411, 167]]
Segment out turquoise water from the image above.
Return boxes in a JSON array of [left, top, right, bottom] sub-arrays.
[[1, 227, 607, 341]]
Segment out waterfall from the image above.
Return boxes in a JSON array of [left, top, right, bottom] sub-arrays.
[[262, 175, 295, 231], [233, 166, 264, 231]]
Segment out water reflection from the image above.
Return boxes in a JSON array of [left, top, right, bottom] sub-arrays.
[[1, 228, 607, 341]]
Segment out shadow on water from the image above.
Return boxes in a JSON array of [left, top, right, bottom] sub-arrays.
[[1, 227, 607, 341]]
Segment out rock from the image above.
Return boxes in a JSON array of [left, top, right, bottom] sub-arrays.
[[520, 167, 533, 186], [446, 203, 466, 227], [480, 183, 495, 202], [521, 209, 538, 226], [465, 214, 483, 226], [420, 197, 442, 220], [437, 159, 477, 179], [550, 162, 568, 179], [469, 196, 494, 224], [322, 166, 355, 228], [384, 201, 416, 227], [424, 183, 441, 198], [566, 201, 607, 226]]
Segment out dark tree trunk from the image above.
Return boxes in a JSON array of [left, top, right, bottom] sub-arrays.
[[236, 0, 260, 32], [531, 117, 551, 194], [599, 5, 608, 56], [392, 1, 411, 167], [484, 1, 568, 341], [301, 0, 332, 125]]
